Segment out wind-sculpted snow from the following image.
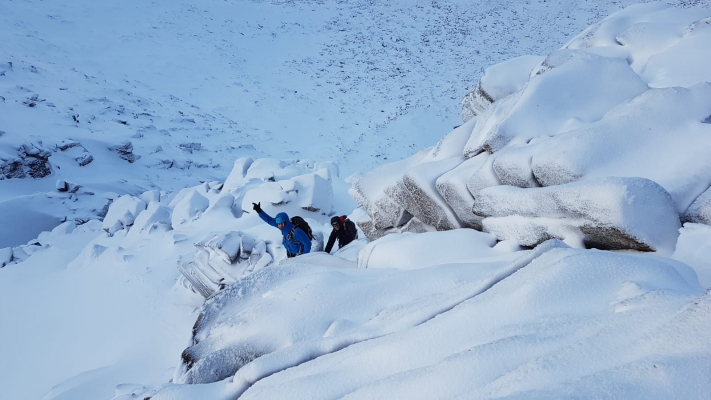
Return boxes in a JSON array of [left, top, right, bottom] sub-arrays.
[[143, 236, 538, 398], [118, 242, 709, 400], [353, 4, 711, 251]]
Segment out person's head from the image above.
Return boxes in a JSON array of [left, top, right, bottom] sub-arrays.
[[276, 213, 289, 230], [331, 216, 341, 230]]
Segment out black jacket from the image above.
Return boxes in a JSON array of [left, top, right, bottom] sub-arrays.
[[325, 218, 358, 253]]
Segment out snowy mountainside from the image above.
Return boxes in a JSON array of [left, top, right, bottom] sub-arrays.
[[2, 1, 711, 400], [0, 0, 692, 247]]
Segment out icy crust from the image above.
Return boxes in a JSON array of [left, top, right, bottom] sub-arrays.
[[352, 5, 711, 249], [475, 177, 681, 253]]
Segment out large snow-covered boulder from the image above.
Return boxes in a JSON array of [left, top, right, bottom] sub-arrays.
[[350, 5, 711, 249], [102, 195, 148, 233], [171, 189, 210, 227], [435, 154, 488, 229], [517, 84, 711, 213], [474, 177, 681, 252], [350, 120, 475, 236], [222, 157, 254, 192], [461, 55, 545, 122], [463, 50, 649, 155]]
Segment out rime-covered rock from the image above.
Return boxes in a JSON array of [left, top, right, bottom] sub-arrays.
[[686, 187, 711, 225], [474, 177, 681, 252], [126, 202, 172, 239], [400, 158, 463, 230]]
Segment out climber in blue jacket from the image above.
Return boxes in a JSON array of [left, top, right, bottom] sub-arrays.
[[253, 202, 312, 258]]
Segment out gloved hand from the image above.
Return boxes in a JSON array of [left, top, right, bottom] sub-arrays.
[[252, 202, 262, 213]]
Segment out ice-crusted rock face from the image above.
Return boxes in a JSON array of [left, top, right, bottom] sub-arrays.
[[351, 4, 711, 249]]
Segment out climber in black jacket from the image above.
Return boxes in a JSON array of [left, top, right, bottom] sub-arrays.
[[324, 215, 358, 254]]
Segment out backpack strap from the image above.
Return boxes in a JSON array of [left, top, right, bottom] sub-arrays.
[[287, 226, 305, 254]]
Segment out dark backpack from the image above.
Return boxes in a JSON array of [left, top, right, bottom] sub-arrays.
[[342, 216, 358, 239], [288, 216, 314, 244]]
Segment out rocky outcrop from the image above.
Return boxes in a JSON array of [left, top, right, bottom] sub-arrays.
[[352, 7, 711, 250], [0, 143, 51, 179], [108, 141, 139, 163], [57, 140, 94, 166]]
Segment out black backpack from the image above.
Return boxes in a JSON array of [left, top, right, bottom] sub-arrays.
[[344, 217, 358, 239], [288, 216, 314, 243]]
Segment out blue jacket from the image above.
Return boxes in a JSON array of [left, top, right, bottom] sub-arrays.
[[258, 211, 312, 256]]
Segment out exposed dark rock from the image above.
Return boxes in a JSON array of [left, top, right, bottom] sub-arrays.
[[108, 141, 139, 163], [0, 144, 52, 179], [179, 142, 203, 153]]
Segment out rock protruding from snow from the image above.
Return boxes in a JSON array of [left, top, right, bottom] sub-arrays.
[[685, 187, 711, 225], [56, 140, 93, 166], [474, 177, 681, 252], [0, 143, 52, 179], [461, 55, 545, 122], [108, 141, 139, 163]]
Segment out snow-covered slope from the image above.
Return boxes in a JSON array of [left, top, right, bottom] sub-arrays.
[[0, 0, 692, 248], [2, 1, 711, 400]]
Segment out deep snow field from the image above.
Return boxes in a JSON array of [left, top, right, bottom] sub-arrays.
[[1, 1, 711, 400]]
